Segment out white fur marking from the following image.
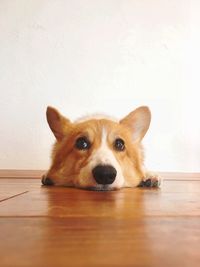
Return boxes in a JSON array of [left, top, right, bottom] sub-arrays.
[[88, 127, 125, 188]]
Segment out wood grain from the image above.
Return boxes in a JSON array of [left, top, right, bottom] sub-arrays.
[[0, 176, 200, 267], [0, 169, 45, 178]]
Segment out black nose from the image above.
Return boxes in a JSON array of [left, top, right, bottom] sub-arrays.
[[92, 165, 117, 185]]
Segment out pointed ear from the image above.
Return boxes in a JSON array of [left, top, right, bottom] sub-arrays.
[[120, 106, 151, 142], [46, 106, 71, 141]]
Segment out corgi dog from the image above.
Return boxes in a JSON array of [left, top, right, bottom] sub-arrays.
[[42, 106, 160, 191]]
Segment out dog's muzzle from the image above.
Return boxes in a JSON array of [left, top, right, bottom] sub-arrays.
[[92, 165, 117, 185]]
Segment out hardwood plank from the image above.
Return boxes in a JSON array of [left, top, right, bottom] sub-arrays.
[[0, 191, 28, 203], [0, 178, 39, 188], [0, 179, 39, 201], [0, 192, 26, 202], [160, 172, 200, 180], [0, 217, 199, 267], [0, 180, 200, 217], [0, 178, 200, 267], [0, 169, 45, 178]]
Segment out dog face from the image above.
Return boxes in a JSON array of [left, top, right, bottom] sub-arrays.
[[44, 106, 151, 191]]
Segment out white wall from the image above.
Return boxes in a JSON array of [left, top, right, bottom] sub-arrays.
[[0, 0, 199, 172]]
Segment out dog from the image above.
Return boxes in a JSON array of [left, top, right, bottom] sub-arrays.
[[42, 106, 160, 191]]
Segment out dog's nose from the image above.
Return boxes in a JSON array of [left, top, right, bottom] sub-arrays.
[[92, 165, 117, 185]]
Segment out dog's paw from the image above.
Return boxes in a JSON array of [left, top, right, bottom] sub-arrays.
[[41, 175, 54, 186], [138, 172, 161, 188]]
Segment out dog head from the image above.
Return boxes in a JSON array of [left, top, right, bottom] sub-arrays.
[[43, 106, 151, 190]]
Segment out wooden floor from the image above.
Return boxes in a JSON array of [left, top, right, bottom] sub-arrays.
[[0, 174, 200, 267]]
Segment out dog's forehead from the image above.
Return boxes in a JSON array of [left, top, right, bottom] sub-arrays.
[[74, 117, 122, 138], [75, 114, 118, 123]]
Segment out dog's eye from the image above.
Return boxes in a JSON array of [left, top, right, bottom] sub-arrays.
[[114, 138, 125, 151], [75, 137, 91, 150]]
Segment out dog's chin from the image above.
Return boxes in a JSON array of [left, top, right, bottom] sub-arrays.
[[82, 185, 118, 191]]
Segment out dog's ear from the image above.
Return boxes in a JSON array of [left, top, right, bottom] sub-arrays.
[[120, 106, 151, 142], [46, 106, 71, 141]]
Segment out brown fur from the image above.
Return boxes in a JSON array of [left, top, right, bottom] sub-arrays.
[[44, 106, 153, 190]]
